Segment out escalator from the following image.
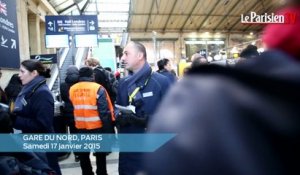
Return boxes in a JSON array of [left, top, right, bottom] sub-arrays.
[[48, 46, 89, 161]]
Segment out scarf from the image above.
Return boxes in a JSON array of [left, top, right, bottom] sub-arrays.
[[124, 63, 152, 104], [14, 76, 46, 112]]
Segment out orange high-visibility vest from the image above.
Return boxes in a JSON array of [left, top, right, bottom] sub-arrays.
[[69, 82, 115, 130]]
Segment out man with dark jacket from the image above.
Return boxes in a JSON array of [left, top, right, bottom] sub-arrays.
[[116, 42, 170, 175], [69, 67, 115, 175], [60, 65, 80, 162], [145, 5, 300, 175], [85, 58, 118, 103]]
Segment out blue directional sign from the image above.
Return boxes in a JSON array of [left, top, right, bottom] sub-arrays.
[[45, 15, 98, 35], [0, 0, 20, 69]]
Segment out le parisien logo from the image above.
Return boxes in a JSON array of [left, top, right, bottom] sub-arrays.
[[241, 11, 297, 24]]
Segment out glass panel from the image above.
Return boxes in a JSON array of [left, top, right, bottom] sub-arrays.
[[185, 40, 226, 62], [85, 3, 97, 12], [97, 4, 130, 12], [78, 0, 88, 9], [207, 41, 226, 61], [98, 0, 130, 3], [55, 0, 74, 11], [99, 13, 128, 21], [185, 44, 206, 62], [99, 22, 128, 28], [51, 0, 131, 33], [60, 6, 78, 15]]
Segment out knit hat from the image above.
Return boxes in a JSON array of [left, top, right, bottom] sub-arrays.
[[66, 65, 79, 76], [262, 6, 300, 59], [79, 67, 93, 78]]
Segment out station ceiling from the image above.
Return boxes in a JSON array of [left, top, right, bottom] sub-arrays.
[[47, 0, 283, 34]]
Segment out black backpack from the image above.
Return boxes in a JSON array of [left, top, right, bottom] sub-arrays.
[[94, 67, 118, 102]]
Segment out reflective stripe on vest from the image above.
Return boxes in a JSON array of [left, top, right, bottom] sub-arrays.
[[70, 82, 102, 130], [75, 116, 101, 122], [74, 105, 98, 110]]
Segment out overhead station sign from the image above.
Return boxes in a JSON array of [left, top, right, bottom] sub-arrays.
[[45, 15, 98, 48], [0, 0, 20, 69], [46, 15, 98, 35]]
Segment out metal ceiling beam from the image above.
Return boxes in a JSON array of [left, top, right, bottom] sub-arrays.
[[180, 0, 200, 32], [196, 0, 221, 31], [58, 3, 76, 14], [213, 0, 241, 31], [53, 0, 69, 9], [73, 0, 81, 13], [145, 0, 157, 32], [132, 13, 240, 17], [39, 0, 58, 15], [126, 0, 133, 32], [228, 0, 260, 31], [129, 28, 254, 33], [80, 0, 90, 14], [162, 0, 178, 33]]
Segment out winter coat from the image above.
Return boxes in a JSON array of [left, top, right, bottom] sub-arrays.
[[12, 76, 61, 174], [116, 63, 171, 175], [13, 76, 55, 133], [157, 69, 177, 83], [145, 50, 300, 175], [60, 67, 79, 123], [116, 63, 171, 133]]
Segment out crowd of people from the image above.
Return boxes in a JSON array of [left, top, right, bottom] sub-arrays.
[[0, 1, 299, 174]]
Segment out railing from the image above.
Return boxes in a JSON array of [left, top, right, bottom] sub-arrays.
[[75, 48, 87, 68], [47, 48, 69, 90]]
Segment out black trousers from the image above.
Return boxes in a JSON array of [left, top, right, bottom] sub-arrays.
[[77, 128, 107, 175], [78, 152, 107, 175]]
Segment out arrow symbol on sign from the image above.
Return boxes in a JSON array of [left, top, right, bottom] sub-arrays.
[[11, 39, 16, 49], [89, 20, 94, 25], [1, 36, 8, 48], [48, 21, 53, 26]]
